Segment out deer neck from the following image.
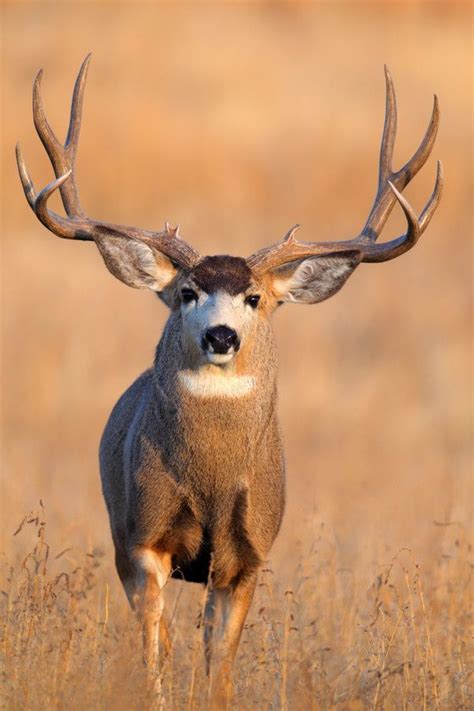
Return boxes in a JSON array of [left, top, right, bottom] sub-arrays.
[[152, 312, 279, 442]]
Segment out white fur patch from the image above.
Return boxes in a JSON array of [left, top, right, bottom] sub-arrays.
[[181, 291, 247, 340], [178, 371, 256, 398], [206, 352, 234, 365], [137, 549, 169, 588]]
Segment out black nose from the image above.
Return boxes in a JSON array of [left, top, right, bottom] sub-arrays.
[[204, 325, 239, 354]]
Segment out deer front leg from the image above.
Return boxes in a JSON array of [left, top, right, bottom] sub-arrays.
[[209, 574, 257, 708], [203, 587, 230, 676], [115, 545, 172, 658], [133, 548, 171, 686]]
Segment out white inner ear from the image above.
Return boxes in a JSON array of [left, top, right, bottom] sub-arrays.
[[272, 254, 360, 305]]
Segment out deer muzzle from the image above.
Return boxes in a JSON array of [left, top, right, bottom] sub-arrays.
[[202, 325, 240, 363]]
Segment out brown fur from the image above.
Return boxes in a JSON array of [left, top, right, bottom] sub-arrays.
[[191, 255, 252, 295]]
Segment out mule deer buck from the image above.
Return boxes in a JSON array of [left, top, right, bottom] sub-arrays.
[[17, 55, 442, 701]]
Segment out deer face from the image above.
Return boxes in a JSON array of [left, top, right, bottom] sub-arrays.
[[177, 256, 265, 366]]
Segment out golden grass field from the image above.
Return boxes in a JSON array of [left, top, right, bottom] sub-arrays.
[[1, 2, 472, 709]]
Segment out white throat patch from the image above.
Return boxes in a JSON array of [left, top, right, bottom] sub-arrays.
[[178, 370, 256, 398]]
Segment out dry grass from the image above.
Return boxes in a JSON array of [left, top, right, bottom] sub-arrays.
[[2, 505, 471, 709], [1, 2, 472, 709]]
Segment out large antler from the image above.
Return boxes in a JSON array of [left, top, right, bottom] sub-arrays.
[[247, 67, 443, 273], [16, 54, 201, 270]]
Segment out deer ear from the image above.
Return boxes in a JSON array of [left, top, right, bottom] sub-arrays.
[[269, 251, 362, 305], [93, 230, 178, 292]]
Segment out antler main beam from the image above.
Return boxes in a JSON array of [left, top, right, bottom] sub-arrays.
[[247, 67, 443, 274], [16, 55, 201, 269]]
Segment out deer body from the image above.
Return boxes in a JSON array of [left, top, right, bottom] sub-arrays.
[[17, 55, 442, 703], [100, 297, 284, 592]]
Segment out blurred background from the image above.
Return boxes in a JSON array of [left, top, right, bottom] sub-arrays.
[[0, 2, 472, 707]]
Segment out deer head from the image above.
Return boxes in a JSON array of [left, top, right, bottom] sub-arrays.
[[17, 55, 443, 370]]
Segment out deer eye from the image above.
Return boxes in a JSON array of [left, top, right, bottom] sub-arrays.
[[181, 288, 198, 304], [245, 294, 261, 309]]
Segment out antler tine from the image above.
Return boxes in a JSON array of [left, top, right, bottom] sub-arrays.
[[378, 65, 397, 190], [32, 69, 61, 156], [396, 95, 439, 191], [419, 159, 444, 232], [359, 65, 396, 239], [65, 52, 91, 150], [247, 68, 442, 274], [16, 142, 37, 209]]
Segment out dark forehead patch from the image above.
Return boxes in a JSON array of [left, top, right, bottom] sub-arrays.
[[190, 255, 252, 295]]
